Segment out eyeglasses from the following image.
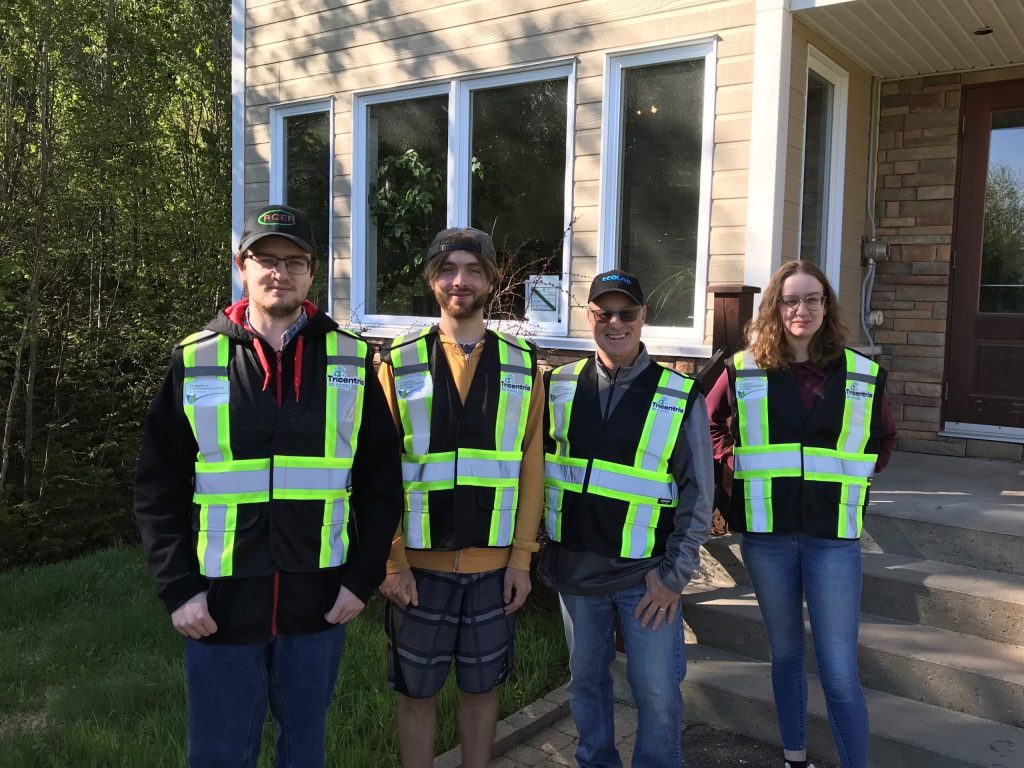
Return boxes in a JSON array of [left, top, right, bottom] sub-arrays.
[[589, 306, 642, 323], [781, 295, 824, 312], [246, 253, 312, 275]]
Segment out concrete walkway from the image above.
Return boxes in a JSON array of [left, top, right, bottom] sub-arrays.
[[434, 451, 1023, 767]]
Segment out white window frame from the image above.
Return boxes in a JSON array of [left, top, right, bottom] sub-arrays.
[[597, 39, 717, 345], [798, 46, 848, 290], [269, 98, 336, 309], [351, 61, 577, 338]]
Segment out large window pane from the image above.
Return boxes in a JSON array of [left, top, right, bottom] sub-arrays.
[[980, 109, 1024, 313], [471, 79, 567, 320], [800, 69, 834, 267], [366, 96, 448, 316], [618, 59, 704, 328], [284, 112, 330, 306]]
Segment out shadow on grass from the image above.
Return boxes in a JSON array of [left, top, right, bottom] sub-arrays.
[[0, 547, 569, 767]]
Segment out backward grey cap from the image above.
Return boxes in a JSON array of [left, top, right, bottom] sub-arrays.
[[426, 227, 497, 265]]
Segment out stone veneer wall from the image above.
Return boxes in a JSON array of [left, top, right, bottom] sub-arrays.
[[872, 69, 1023, 462]]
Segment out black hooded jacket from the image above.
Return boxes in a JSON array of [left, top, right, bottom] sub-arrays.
[[134, 300, 402, 643]]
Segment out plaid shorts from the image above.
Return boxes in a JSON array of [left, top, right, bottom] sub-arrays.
[[385, 567, 515, 699]]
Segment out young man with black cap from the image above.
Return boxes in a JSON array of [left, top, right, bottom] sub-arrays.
[[377, 227, 544, 768], [134, 204, 403, 767], [540, 269, 714, 768]]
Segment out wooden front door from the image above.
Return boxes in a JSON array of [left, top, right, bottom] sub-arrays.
[[947, 81, 1024, 433]]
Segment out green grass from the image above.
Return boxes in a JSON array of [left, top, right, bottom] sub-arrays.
[[0, 548, 569, 767]]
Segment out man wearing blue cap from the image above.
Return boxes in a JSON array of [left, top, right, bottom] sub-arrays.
[[540, 269, 714, 768]]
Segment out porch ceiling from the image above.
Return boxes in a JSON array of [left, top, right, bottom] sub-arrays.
[[795, 0, 1024, 79]]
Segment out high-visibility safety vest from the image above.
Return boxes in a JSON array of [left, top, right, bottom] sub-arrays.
[[384, 328, 536, 550], [544, 358, 696, 560], [180, 328, 367, 577], [729, 348, 882, 539]]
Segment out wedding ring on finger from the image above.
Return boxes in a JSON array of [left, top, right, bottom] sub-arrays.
[[657, 607, 668, 613]]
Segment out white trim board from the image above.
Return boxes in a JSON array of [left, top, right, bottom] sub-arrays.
[[230, 0, 245, 301], [941, 422, 1024, 445], [268, 98, 336, 311], [797, 45, 849, 290]]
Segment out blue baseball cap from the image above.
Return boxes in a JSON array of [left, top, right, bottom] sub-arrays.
[[588, 269, 644, 305]]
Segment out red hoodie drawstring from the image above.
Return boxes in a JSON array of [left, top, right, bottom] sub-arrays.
[[293, 336, 303, 403], [252, 338, 273, 392]]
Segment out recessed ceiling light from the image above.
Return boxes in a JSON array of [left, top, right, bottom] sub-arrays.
[[973, 25, 994, 36]]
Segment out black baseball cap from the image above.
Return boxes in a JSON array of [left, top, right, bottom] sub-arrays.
[[588, 269, 644, 305], [238, 204, 317, 256], [426, 227, 497, 266]]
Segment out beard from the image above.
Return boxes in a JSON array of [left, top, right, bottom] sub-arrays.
[[434, 286, 490, 318]]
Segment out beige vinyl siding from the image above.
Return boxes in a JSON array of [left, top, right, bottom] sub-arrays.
[[243, 0, 758, 338]]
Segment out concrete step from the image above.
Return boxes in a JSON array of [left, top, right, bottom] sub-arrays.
[[866, 452, 1024, 576], [674, 644, 1024, 768], [682, 586, 1024, 728], [860, 552, 1024, 646], [700, 536, 1024, 646]]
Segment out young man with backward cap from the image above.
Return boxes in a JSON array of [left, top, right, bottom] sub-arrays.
[[540, 269, 714, 768], [378, 227, 545, 768], [134, 204, 403, 767]]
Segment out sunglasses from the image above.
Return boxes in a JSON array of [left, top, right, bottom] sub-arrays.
[[589, 306, 642, 323]]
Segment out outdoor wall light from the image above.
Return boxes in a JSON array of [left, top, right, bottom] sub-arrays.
[[973, 25, 994, 36]]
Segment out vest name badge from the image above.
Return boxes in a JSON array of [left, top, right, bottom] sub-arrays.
[[736, 377, 767, 400], [183, 378, 230, 407]]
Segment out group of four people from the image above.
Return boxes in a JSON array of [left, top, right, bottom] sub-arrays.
[[134, 204, 894, 768]]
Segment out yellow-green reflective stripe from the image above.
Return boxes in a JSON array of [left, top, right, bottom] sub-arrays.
[[545, 485, 564, 540], [733, 445, 802, 478], [184, 334, 233, 465], [743, 477, 773, 532], [393, 332, 432, 456], [488, 484, 517, 546], [405, 489, 431, 548], [496, 340, 532, 454], [838, 350, 878, 455], [320, 497, 350, 568], [803, 449, 876, 479], [547, 359, 587, 459], [587, 460, 675, 506], [620, 502, 659, 559], [634, 370, 691, 474], [544, 455, 588, 492], [197, 503, 237, 577], [402, 453, 456, 487]]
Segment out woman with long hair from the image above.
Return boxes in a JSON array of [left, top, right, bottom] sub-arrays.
[[706, 260, 897, 768]]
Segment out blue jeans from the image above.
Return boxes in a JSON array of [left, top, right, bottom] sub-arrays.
[[184, 624, 345, 768], [740, 533, 868, 768], [559, 581, 685, 768]]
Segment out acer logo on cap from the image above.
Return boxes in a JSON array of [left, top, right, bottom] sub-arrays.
[[257, 209, 296, 226]]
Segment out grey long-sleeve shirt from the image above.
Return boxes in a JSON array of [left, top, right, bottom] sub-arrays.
[[538, 346, 715, 596]]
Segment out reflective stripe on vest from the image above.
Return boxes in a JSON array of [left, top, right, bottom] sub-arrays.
[[732, 349, 879, 538], [391, 331, 533, 549], [804, 348, 879, 538], [182, 330, 367, 575], [544, 358, 588, 541], [732, 351, 798, 533], [544, 363, 693, 559]]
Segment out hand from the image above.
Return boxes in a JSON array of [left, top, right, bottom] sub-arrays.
[[171, 591, 218, 639], [325, 585, 365, 624], [379, 569, 419, 607], [633, 569, 680, 631], [503, 568, 532, 615]]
